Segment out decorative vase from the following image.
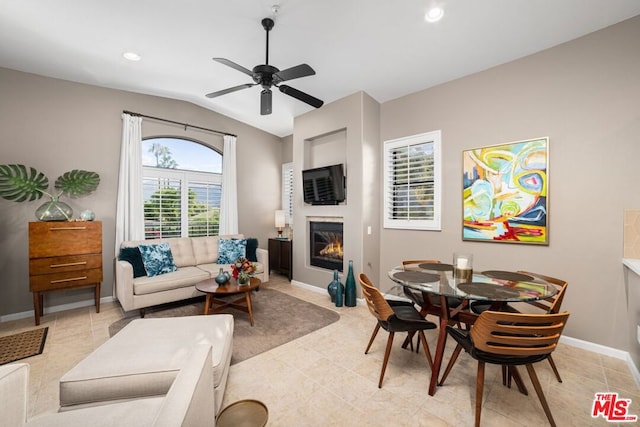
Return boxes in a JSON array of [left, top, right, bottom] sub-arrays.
[[35, 196, 73, 221], [345, 260, 357, 307], [335, 275, 344, 308], [215, 268, 230, 285], [80, 209, 95, 221], [327, 269, 340, 302]]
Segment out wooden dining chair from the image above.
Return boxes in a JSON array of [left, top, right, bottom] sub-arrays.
[[469, 271, 568, 383], [516, 271, 568, 383], [358, 273, 437, 388], [438, 310, 570, 427]]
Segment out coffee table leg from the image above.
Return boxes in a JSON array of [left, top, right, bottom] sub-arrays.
[[204, 294, 212, 315], [245, 291, 254, 326]]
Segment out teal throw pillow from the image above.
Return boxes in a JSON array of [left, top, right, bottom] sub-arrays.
[[217, 238, 247, 264], [118, 246, 147, 278], [246, 238, 259, 262], [138, 242, 177, 277]]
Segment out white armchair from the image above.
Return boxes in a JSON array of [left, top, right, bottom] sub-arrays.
[[0, 345, 216, 427]]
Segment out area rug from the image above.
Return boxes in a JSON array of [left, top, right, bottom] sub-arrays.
[[0, 327, 48, 365], [108, 288, 339, 364]]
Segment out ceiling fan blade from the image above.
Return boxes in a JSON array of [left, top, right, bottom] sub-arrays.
[[273, 64, 315, 83], [279, 85, 324, 108], [212, 58, 254, 77], [261, 89, 272, 115], [206, 83, 255, 98]]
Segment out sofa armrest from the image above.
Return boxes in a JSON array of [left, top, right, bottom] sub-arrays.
[[115, 260, 135, 312], [0, 363, 28, 427], [256, 247, 269, 282], [153, 345, 215, 427]]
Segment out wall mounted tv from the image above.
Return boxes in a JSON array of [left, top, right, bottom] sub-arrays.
[[302, 164, 346, 205]]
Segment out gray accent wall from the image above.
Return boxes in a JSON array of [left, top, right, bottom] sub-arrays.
[[379, 16, 640, 352], [0, 68, 282, 318]]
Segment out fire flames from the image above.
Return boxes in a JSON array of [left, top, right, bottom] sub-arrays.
[[320, 240, 344, 259]]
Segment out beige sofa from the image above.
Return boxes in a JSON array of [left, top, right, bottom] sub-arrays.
[[1, 344, 216, 426], [115, 234, 268, 315]]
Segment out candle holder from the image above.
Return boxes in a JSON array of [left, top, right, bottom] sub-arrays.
[[453, 253, 473, 281]]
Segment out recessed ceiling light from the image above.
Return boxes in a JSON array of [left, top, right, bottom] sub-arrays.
[[425, 6, 444, 23], [123, 51, 141, 61]]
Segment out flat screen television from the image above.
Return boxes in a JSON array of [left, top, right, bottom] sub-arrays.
[[302, 164, 346, 205]]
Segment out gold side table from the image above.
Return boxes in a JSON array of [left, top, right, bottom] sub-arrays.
[[216, 399, 268, 427]]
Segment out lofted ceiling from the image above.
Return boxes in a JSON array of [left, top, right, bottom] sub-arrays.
[[1, 0, 639, 137]]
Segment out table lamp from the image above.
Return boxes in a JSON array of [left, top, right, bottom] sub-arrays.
[[275, 210, 286, 238]]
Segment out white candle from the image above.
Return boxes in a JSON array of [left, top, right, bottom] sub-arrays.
[[456, 258, 468, 269]]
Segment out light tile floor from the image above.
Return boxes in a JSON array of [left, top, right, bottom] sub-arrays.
[[2, 274, 639, 426]]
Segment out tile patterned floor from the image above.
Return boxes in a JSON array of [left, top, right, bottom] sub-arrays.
[[1, 274, 639, 426]]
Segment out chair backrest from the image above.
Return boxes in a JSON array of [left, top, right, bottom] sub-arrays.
[[470, 310, 570, 357], [358, 273, 394, 322], [518, 271, 568, 314], [402, 260, 441, 271]]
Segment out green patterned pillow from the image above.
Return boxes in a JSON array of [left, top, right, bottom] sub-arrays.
[[217, 238, 247, 264], [138, 242, 177, 277]]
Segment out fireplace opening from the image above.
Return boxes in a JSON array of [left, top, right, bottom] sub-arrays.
[[309, 221, 343, 271]]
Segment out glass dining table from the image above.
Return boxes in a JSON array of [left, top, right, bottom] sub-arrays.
[[387, 262, 558, 396]]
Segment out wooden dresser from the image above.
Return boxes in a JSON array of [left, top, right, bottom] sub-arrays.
[[28, 221, 103, 325]]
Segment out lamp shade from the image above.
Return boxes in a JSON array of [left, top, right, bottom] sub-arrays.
[[275, 210, 286, 228]]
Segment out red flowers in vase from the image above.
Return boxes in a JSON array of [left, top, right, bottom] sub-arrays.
[[231, 257, 256, 284]]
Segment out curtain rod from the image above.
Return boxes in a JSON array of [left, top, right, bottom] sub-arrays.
[[122, 110, 237, 138]]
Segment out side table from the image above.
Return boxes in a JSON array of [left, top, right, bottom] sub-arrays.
[[217, 399, 268, 427], [268, 238, 292, 280]]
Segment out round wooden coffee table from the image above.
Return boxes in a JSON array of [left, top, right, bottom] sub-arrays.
[[195, 277, 261, 326]]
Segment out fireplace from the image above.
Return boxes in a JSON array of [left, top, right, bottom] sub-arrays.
[[309, 221, 344, 271]]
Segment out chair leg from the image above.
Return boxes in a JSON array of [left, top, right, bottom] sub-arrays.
[[365, 323, 381, 354], [508, 366, 528, 396], [501, 365, 508, 386], [475, 361, 486, 427], [378, 332, 395, 388], [418, 330, 433, 370], [525, 363, 557, 427], [438, 343, 462, 386], [547, 355, 562, 383]]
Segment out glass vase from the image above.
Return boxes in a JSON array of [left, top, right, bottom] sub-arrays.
[[327, 269, 340, 303], [35, 197, 73, 221], [345, 260, 357, 307]]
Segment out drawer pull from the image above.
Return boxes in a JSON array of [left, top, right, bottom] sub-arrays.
[[50, 276, 87, 284], [50, 226, 87, 231], [50, 261, 87, 268]]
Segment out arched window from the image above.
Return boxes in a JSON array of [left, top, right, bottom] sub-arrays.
[[142, 137, 222, 239]]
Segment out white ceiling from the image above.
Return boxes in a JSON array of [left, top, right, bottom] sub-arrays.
[[1, 1, 639, 137]]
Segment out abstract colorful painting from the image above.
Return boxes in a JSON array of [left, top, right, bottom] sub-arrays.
[[462, 137, 548, 244]]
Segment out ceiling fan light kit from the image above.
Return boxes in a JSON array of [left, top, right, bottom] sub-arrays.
[[206, 17, 323, 115]]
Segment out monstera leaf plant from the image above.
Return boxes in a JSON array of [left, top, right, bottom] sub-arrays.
[[0, 164, 100, 221]]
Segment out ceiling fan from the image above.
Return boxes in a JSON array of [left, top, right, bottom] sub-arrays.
[[206, 17, 323, 115]]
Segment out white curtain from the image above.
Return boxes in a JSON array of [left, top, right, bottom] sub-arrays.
[[219, 134, 238, 235], [115, 113, 145, 254]]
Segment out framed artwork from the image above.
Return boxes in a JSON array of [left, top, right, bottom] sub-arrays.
[[462, 137, 549, 245]]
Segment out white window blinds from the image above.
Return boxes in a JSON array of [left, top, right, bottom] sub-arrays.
[[383, 131, 441, 230], [282, 162, 294, 225]]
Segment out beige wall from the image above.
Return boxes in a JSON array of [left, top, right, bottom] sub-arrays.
[[379, 16, 640, 351], [0, 68, 283, 318]]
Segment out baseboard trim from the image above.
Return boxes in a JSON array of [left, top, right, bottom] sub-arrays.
[[0, 296, 116, 323], [291, 279, 640, 387]]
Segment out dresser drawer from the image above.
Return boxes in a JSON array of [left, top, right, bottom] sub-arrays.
[[29, 221, 102, 258], [29, 254, 102, 275], [29, 268, 103, 292]]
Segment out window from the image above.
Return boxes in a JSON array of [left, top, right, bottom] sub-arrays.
[[383, 130, 441, 230], [282, 162, 294, 225], [142, 138, 222, 239]]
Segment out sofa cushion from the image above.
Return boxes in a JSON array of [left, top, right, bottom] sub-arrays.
[[59, 315, 234, 415], [165, 238, 197, 268], [190, 236, 219, 265], [217, 238, 247, 264], [246, 238, 258, 262], [138, 243, 177, 277], [133, 266, 209, 295], [118, 247, 147, 278]]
